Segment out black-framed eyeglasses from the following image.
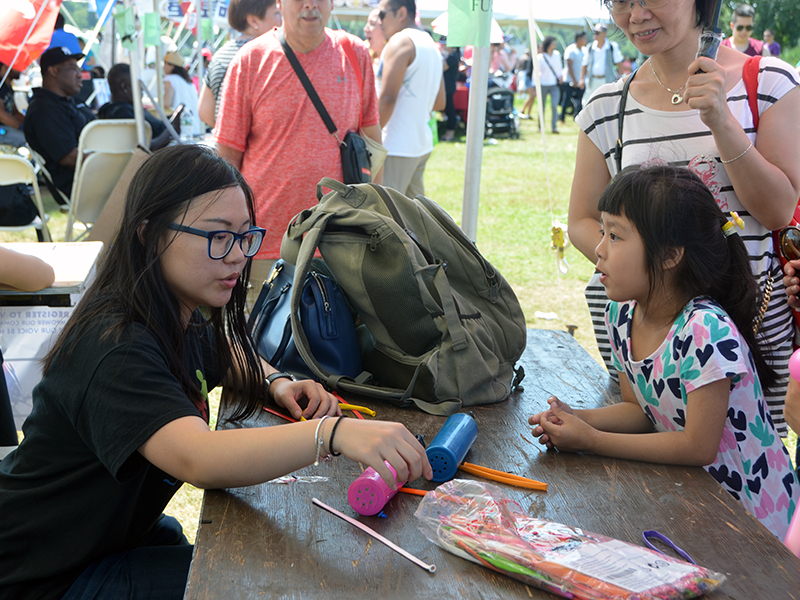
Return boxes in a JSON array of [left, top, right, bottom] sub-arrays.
[[603, 0, 668, 14], [378, 7, 396, 21], [779, 227, 800, 261], [167, 223, 265, 259], [735, 24, 754, 32]]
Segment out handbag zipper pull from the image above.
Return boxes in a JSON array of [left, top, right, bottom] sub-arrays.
[[311, 272, 336, 337]]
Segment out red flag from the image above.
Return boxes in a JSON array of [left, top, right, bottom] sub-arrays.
[[0, 0, 62, 71]]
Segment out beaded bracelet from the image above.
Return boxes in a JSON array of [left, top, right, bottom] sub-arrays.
[[314, 415, 331, 467], [328, 416, 345, 457]]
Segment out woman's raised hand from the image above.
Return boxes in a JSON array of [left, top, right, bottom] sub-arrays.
[[332, 418, 433, 488], [683, 56, 733, 131]]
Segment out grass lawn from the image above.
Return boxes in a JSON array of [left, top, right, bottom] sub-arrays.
[[2, 97, 796, 541]]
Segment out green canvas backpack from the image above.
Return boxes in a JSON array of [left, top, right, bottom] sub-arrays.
[[280, 178, 527, 415]]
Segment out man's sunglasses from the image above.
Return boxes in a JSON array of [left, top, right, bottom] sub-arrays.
[[378, 7, 396, 21], [735, 24, 753, 32], [779, 227, 800, 261]]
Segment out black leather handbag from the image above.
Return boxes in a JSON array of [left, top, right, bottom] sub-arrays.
[[248, 259, 362, 380]]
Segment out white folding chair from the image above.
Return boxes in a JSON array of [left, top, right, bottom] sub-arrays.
[[0, 155, 51, 242], [65, 119, 152, 241], [27, 145, 71, 210]]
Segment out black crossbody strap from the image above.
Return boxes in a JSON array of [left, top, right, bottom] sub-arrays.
[[614, 67, 637, 173], [278, 29, 342, 145]]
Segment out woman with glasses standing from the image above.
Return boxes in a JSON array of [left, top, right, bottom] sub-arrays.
[[568, 0, 800, 437], [0, 145, 431, 600]]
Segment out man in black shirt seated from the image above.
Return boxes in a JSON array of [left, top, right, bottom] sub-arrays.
[[23, 47, 95, 204], [98, 63, 166, 139]]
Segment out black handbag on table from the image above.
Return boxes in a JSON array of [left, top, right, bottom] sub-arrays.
[[278, 30, 372, 184], [248, 259, 362, 381]]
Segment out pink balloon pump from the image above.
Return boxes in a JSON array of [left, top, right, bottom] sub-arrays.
[[789, 349, 800, 382], [347, 461, 406, 516]]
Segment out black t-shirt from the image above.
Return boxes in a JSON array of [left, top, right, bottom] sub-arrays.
[[97, 101, 167, 137], [0, 312, 221, 600], [22, 87, 95, 197]]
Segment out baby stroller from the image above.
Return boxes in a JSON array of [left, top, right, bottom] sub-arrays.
[[485, 87, 519, 139]]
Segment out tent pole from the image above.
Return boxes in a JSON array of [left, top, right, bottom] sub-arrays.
[[461, 46, 490, 242], [111, 18, 117, 64], [124, 0, 148, 147], [79, 0, 117, 69], [60, 4, 80, 29]]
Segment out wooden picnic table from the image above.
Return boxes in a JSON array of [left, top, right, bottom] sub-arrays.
[[184, 329, 800, 600]]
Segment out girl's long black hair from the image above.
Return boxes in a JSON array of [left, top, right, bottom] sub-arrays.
[[598, 164, 777, 390], [43, 144, 267, 421]]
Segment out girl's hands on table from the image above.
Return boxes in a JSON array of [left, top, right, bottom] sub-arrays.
[[271, 379, 342, 421], [529, 396, 592, 451]]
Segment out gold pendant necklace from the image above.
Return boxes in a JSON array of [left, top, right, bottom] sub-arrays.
[[650, 61, 687, 105]]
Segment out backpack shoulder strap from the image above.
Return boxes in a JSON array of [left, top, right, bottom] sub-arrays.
[[336, 31, 364, 129], [337, 32, 363, 89], [614, 68, 637, 173], [742, 55, 761, 131]]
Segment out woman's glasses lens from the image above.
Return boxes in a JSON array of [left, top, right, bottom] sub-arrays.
[[780, 227, 800, 261], [241, 230, 264, 257], [209, 230, 264, 259]]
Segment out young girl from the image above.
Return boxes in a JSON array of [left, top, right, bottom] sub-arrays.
[[0, 144, 431, 600], [531, 165, 798, 539]]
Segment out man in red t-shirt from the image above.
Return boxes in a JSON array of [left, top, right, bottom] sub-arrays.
[[215, 0, 380, 301]]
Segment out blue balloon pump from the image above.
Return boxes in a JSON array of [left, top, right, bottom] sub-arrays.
[[425, 413, 478, 482]]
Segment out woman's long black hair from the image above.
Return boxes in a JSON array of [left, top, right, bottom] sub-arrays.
[[43, 144, 267, 421], [598, 164, 777, 390]]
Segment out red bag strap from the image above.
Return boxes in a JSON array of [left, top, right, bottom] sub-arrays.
[[742, 55, 761, 131], [337, 31, 363, 128]]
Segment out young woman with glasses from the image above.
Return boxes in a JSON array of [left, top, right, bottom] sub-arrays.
[[568, 0, 800, 438], [0, 144, 431, 600]]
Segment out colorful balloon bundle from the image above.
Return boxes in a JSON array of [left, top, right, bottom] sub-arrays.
[[415, 480, 725, 600]]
